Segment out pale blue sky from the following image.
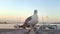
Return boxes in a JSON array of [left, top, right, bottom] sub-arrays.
[[0, 0, 60, 22]]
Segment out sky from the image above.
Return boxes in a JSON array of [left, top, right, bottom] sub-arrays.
[[0, 0, 60, 22]]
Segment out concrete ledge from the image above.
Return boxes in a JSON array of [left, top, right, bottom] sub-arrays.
[[0, 29, 60, 34]]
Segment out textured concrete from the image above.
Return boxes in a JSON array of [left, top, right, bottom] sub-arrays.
[[0, 29, 60, 34]]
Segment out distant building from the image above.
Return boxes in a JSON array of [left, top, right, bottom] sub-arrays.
[[0, 22, 7, 24]]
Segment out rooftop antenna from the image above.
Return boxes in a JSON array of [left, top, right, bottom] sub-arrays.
[[42, 16, 44, 25], [46, 16, 49, 23], [46, 16, 48, 24], [16, 16, 19, 28], [42, 16, 44, 29]]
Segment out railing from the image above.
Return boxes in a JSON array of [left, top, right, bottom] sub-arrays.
[[0, 24, 59, 29], [0, 24, 60, 34]]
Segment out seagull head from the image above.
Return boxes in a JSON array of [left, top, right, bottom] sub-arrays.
[[34, 10, 38, 15]]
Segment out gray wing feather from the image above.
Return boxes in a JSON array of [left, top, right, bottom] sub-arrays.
[[23, 16, 32, 26]]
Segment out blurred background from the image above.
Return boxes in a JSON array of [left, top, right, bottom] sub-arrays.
[[0, 0, 60, 24]]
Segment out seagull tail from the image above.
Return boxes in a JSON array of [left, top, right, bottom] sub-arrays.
[[19, 25, 26, 29], [19, 25, 23, 27]]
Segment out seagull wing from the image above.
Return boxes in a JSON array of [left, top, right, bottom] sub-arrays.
[[25, 16, 32, 23], [23, 16, 32, 27]]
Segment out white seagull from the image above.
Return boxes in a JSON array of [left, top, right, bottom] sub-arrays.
[[22, 10, 38, 29]]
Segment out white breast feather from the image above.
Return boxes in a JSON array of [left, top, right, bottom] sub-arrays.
[[28, 15, 38, 25]]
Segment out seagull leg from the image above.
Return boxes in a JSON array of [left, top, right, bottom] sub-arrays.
[[23, 26, 26, 29]]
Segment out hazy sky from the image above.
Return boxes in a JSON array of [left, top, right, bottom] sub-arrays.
[[0, 0, 60, 22]]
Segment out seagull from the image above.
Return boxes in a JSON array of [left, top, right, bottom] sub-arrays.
[[22, 10, 38, 29]]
